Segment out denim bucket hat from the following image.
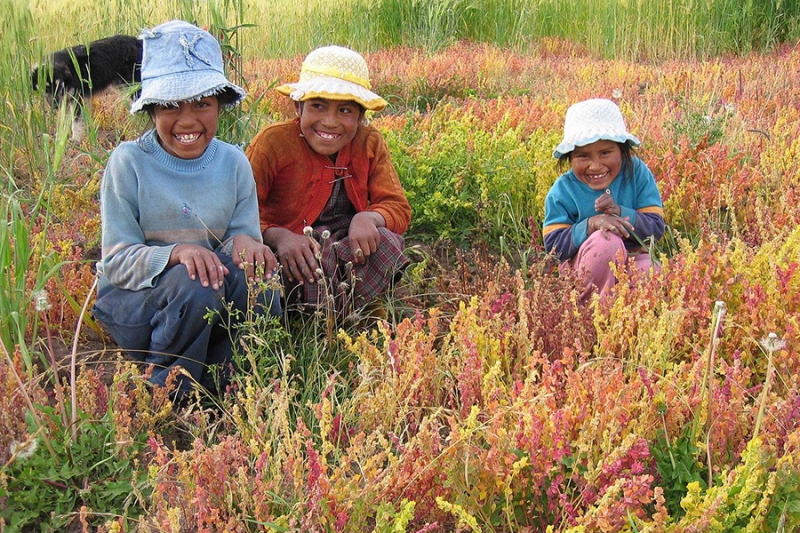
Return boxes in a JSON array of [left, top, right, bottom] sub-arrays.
[[276, 45, 387, 111], [129, 20, 245, 114], [553, 98, 640, 158]]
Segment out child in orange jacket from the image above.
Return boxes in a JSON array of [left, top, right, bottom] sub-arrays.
[[246, 46, 411, 320]]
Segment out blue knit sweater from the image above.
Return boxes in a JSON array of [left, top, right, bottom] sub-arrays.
[[98, 129, 262, 291], [543, 157, 665, 261]]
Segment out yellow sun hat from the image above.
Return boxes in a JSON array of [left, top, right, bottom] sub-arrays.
[[276, 45, 388, 112]]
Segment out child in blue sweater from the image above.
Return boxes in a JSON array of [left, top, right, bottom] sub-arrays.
[[93, 20, 280, 399], [543, 99, 665, 301]]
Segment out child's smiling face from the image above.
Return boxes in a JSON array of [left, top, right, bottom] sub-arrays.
[[298, 98, 363, 157], [569, 140, 622, 190], [153, 96, 220, 159]]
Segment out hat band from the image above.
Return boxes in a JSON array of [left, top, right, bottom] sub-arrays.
[[301, 64, 371, 90]]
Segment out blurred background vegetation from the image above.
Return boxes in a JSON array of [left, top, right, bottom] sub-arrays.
[[16, 0, 800, 61]]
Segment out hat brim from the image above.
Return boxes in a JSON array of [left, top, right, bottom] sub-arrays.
[[277, 77, 387, 111], [552, 132, 641, 159], [130, 70, 245, 114]]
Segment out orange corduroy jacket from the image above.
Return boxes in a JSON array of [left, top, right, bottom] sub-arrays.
[[246, 119, 411, 236]]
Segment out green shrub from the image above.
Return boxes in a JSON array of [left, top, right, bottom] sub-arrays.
[[385, 104, 556, 249], [1, 407, 150, 531]]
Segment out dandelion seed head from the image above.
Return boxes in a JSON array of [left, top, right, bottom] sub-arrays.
[[759, 332, 786, 353], [33, 290, 51, 312], [321, 230, 331, 240], [303, 226, 313, 237], [315, 268, 324, 277], [9, 438, 38, 461]]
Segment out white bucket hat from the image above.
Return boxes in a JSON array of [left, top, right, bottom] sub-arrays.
[[553, 98, 640, 159], [276, 45, 387, 112], [129, 20, 245, 114]]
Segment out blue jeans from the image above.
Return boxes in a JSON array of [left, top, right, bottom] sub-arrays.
[[93, 252, 281, 397]]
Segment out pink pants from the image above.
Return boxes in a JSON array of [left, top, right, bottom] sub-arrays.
[[561, 231, 655, 302]]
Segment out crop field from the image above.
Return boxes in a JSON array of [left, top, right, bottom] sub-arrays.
[[2, 0, 800, 531]]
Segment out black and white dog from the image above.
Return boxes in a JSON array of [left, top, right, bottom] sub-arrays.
[[31, 34, 142, 141]]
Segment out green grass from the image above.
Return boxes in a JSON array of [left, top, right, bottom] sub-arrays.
[[19, 0, 800, 61]]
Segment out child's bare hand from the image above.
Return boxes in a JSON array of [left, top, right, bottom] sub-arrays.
[[170, 244, 228, 290], [348, 212, 383, 264], [268, 228, 321, 284], [595, 190, 621, 216], [231, 234, 278, 282], [589, 214, 633, 240]]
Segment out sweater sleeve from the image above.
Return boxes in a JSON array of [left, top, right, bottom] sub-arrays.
[[365, 130, 411, 234], [99, 145, 175, 290], [217, 147, 263, 252], [245, 128, 277, 234], [543, 178, 586, 261], [620, 159, 666, 245], [544, 227, 580, 261]]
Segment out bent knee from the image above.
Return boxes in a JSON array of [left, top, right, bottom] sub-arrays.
[[171, 277, 226, 312], [583, 231, 627, 262]]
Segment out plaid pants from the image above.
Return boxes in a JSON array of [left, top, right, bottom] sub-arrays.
[[292, 179, 409, 314]]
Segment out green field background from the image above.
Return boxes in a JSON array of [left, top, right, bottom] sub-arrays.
[[15, 0, 800, 60]]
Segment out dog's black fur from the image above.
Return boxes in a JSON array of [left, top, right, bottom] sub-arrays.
[[32, 34, 142, 117]]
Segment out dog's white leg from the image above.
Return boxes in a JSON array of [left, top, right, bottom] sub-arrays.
[[71, 118, 87, 143], [69, 97, 91, 143]]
